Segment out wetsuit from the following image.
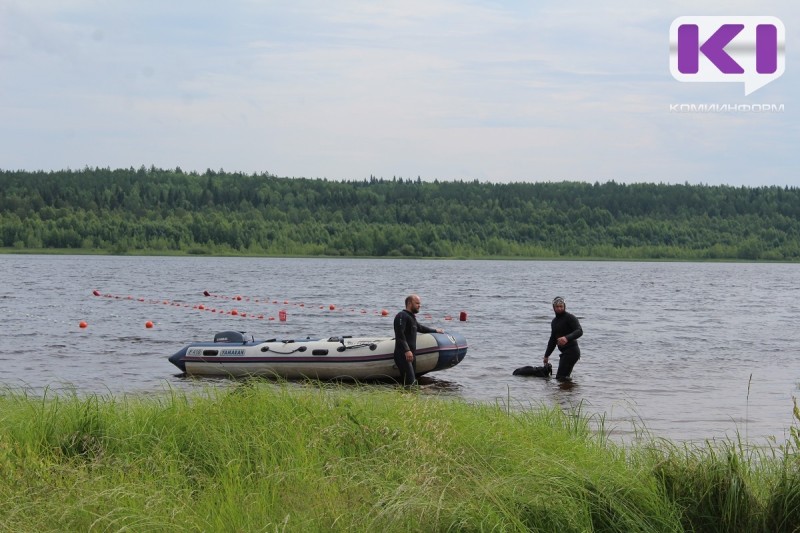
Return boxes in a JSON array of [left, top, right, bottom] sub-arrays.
[[393, 309, 436, 387], [545, 311, 583, 379]]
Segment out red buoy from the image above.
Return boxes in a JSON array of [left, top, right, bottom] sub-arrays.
[[145, 321, 154, 328], [79, 321, 88, 328], [329, 304, 336, 310], [92, 290, 100, 297], [279, 310, 287, 322], [459, 311, 468, 322], [381, 309, 389, 316], [203, 290, 210, 297]]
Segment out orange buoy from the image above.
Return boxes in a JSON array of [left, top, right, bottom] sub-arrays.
[[145, 321, 154, 328], [459, 311, 468, 322], [381, 309, 389, 316], [231, 309, 239, 316], [79, 321, 88, 328]]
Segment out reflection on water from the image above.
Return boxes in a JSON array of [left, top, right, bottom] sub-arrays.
[[556, 379, 578, 392], [0, 255, 799, 445], [417, 376, 464, 394]]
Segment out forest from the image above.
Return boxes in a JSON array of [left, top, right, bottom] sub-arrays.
[[1, 166, 798, 260]]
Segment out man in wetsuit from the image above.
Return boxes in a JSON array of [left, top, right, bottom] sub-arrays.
[[543, 296, 583, 381], [394, 294, 443, 388]]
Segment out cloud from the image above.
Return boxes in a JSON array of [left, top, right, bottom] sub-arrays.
[[0, 0, 797, 186]]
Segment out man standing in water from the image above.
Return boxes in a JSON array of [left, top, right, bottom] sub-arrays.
[[543, 296, 583, 381], [394, 294, 443, 388]]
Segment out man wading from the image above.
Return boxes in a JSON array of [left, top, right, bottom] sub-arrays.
[[393, 294, 443, 388], [543, 296, 583, 381]]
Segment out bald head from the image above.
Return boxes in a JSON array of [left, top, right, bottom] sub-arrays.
[[405, 294, 421, 314]]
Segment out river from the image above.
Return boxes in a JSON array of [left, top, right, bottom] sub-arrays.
[[1, 255, 798, 445]]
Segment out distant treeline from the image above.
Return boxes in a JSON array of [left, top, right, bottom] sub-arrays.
[[1, 167, 799, 260]]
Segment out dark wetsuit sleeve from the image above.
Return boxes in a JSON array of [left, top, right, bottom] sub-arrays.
[[545, 334, 558, 357], [394, 312, 412, 353], [565, 314, 583, 342], [417, 324, 436, 334]]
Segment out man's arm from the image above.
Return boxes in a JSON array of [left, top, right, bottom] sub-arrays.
[[544, 335, 557, 358], [565, 315, 583, 342], [417, 323, 443, 334]]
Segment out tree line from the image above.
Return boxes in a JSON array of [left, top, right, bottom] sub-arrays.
[[1, 166, 798, 260]]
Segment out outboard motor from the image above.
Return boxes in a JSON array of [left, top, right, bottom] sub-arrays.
[[214, 331, 248, 343]]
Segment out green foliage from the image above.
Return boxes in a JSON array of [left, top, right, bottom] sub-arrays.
[[2, 386, 800, 531], [652, 443, 761, 532], [1, 167, 799, 260]]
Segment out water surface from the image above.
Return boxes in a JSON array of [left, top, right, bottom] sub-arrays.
[[1, 255, 798, 444]]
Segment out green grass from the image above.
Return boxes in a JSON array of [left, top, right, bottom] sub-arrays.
[[1, 384, 799, 532]]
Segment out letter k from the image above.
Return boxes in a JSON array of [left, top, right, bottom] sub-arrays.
[[678, 24, 745, 74]]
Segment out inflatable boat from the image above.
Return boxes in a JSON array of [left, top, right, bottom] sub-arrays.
[[168, 330, 468, 380]]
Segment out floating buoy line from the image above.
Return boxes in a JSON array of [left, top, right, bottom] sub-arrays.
[[86, 289, 468, 329]]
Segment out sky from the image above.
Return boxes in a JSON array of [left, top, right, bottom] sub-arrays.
[[1, 1, 797, 187]]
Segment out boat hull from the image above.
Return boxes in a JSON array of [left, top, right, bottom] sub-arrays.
[[169, 332, 467, 380]]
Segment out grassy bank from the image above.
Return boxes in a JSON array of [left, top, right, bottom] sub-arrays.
[[1, 384, 799, 532]]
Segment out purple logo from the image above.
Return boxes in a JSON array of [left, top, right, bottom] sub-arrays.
[[670, 16, 785, 95]]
